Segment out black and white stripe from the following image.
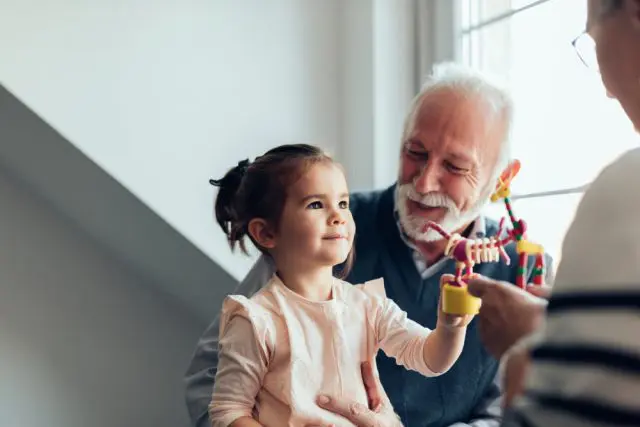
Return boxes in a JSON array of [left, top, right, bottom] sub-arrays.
[[505, 290, 640, 426], [505, 148, 640, 426]]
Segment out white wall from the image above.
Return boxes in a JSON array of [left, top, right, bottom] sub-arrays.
[[0, 167, 205, 427], [0, 0, 426, 281], [0, 0, 342, 279], [339, 0, 417, 191]]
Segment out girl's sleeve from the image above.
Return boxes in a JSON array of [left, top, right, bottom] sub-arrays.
[[359, 278, 440, 377], [208, 296, 272, 427]]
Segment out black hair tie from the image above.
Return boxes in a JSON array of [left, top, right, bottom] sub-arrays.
[[209, 158, 251, 186], [236, 159, 250, 174]]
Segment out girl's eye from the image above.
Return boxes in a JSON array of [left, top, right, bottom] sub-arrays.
[[339, 200, 349, 209], [308, 201, 323, 209]]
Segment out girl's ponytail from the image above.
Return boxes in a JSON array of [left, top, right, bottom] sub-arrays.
[[210, 159, 251, 253]]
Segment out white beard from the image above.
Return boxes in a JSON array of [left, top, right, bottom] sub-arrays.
[[395, 183, 492, 242]]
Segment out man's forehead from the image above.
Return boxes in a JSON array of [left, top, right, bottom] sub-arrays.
[[414, 91, 494, 129], [409, 91, 503, 154]]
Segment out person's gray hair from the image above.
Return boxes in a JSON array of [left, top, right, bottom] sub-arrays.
[[401, 61, 514, 181]]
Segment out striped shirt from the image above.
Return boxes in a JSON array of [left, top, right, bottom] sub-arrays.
[[504, 148, 640, 426]]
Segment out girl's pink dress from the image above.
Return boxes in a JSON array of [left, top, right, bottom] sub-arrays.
[[208, 275, 441, 427]]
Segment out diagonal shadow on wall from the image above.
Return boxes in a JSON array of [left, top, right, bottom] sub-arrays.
[[0, 83, 237, 323]]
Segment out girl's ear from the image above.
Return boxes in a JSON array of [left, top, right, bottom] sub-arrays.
[[247, 218, 277, 249]]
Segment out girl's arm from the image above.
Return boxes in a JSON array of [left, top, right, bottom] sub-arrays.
[[420, 315, 467, 374], [372, 282, 470, 376], [421, 273, 474, 373], [209, 316, 268, 427]]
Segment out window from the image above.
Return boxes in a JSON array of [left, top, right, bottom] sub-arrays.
[[459, 0, 638, 265], [483, 193, 581, 269]]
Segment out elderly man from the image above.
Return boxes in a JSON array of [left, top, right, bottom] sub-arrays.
[[184, 62, 553, 427]]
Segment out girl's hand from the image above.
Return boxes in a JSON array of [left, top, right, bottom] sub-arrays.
[[437, 274, 475, 330]]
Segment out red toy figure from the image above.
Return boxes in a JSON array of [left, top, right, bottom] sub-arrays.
[[490, 160, 546, 289], [423, 219, 513, 287]]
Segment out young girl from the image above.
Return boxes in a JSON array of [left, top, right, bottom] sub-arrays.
[[208, 144, 473, 427]]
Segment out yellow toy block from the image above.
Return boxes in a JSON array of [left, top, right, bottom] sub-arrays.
[[442, 282, 482, 315], [490, 186, 510, 202], [516, 240, 544, 255]]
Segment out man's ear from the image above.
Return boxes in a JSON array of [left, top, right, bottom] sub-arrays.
[[247, 218, 277, 249]]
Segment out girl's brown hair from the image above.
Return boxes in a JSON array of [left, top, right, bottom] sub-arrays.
[[209, 143, 354, 278]]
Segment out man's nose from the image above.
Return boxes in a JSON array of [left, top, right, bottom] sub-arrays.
[[413, 164, 442, 193]]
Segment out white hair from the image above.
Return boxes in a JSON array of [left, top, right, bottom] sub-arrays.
[[396, 62, 515, 241], [402, 61, 514, 175]]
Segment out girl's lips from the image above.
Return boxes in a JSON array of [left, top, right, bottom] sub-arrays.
[[323, 234, 347, 240]]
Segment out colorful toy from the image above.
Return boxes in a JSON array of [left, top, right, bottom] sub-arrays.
[[490, 160, 546, 289], [423, 220, 513, 287], [424, 219, 513, 315], [431, 159, 546, 315], [441, 279, 482, 315]]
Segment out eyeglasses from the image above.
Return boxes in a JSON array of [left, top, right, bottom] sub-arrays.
[[572, 30, 599, 72]]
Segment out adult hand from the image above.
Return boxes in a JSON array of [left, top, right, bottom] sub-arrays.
[[467, 275, 547, 359], [526, 283, 552, 300], [503, 344, 531, 410], [306, 360, 403, 427]]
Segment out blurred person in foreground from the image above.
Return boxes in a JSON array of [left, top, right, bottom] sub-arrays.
[[489, 0, 640, 425]]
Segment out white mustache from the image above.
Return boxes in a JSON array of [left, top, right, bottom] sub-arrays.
[[406, 187, 460, 215]]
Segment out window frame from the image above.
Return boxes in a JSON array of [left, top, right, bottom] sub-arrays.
[[450, 0, 602, 265], [454, 0, 589, 202], [460, 0, 554, 34]]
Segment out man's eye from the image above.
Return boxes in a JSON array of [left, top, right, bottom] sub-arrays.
[[307, 201, 323, 209], [406, 147, 428, 159], [446, 162, 468, 173], [339, 200, 349, 209]]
